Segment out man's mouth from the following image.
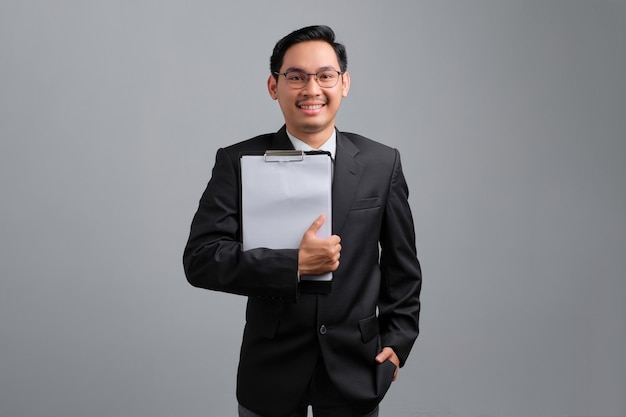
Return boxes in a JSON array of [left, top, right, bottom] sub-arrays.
[[298, 104, 324, 110]]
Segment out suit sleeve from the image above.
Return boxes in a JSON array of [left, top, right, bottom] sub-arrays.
[[183, 148, 300, 302], [378, 149, 422, 366]]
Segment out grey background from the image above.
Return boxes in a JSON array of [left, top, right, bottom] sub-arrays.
[[1, 1, 624, 417]]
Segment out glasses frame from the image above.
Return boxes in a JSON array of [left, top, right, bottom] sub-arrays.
[[273, 70, 344, 89]]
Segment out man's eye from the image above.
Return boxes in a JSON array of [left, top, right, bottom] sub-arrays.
[[287, 73, 305, 81], [318, 72, 334, 80]]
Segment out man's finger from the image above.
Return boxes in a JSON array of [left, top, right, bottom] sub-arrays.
[[375, 350, 390, 363], [306, 214, 326, 235]]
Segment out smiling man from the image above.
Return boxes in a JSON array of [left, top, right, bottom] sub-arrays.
[[183, 25, 421, 417]]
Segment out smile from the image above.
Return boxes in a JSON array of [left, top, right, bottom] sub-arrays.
[[299, 104, 324, 110]]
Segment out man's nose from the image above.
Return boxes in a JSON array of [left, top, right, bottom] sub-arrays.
[[302, 75, 322, 94]]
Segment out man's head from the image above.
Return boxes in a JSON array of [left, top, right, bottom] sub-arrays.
[[268, 25, 350, 147]]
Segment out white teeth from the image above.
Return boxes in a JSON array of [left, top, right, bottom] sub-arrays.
[[300, 104, 323, 110]]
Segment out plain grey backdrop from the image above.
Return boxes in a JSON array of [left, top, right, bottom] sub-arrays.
[[1, 1, 624, 417]]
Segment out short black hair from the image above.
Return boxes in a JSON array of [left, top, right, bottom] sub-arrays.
[[270, 25, 348, 78]]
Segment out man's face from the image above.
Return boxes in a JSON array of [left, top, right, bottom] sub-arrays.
[[268, 40, 350, 145]]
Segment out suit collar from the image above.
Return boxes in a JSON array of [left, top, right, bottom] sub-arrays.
[[271, 125, 359, 156], [270, 125, 295, 150]]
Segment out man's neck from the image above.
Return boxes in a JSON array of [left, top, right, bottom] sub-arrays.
[[287, 126, 335, 149]]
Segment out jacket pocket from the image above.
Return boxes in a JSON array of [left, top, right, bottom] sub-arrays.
[[350, 197, 381, 211], [358, 315, 380, 343]]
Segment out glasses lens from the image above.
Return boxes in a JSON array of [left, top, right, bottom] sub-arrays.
[[317, 71, 339, 88], [285, 71, 307, 88]]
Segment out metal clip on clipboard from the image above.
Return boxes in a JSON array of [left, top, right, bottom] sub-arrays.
[[264, 150, 305, 162]]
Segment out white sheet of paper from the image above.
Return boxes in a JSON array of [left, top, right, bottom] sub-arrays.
[[241, 152, 332, 281]]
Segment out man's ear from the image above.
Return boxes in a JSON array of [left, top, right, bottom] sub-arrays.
[[267, 74, 278, 100], [341, 71, 351, 98]]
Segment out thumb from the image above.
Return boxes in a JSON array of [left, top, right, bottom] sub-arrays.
[[306, 214, 326, 235]]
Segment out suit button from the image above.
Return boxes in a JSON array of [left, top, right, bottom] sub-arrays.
[[319, 325, 327, 335]]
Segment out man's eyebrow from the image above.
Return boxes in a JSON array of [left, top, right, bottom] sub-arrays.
[[316, 65, 339, 71], [282, 65, 339, 73], [281, 67, 305, 73]]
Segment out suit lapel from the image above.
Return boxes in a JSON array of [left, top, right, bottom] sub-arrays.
[[332, 131, 362, 235]]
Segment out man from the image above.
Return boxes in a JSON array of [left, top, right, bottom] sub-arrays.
[[183, 25, 421, 417]]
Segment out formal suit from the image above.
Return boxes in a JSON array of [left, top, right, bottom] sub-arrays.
[[183, 126, 421, 416]]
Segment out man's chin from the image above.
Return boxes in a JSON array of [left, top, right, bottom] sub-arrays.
[[298, 122, 330, 134]]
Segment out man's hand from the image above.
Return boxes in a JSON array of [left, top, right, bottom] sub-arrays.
[[376, 347, 400, 381], [298, 214, 341, 276]]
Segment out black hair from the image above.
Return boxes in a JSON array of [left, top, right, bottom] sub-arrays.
[[270, 25, 348, 78]]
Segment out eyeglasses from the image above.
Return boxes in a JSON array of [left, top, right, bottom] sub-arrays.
[[274, 70, 343, 89]]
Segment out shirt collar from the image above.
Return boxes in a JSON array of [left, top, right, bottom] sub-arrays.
[[286, 129, 336, 160]]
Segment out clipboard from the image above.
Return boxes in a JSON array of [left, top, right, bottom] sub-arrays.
[[240, 150, 333, 292]]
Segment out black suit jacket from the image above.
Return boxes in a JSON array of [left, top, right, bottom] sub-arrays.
[[184, 126, 421, 416]]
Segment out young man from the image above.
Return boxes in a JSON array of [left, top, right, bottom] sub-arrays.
[[183, 25, 421, 417]]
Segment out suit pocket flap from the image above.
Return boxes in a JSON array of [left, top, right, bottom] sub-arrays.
[[350, 197, 381, 211], [358, 315, 380, 343]]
